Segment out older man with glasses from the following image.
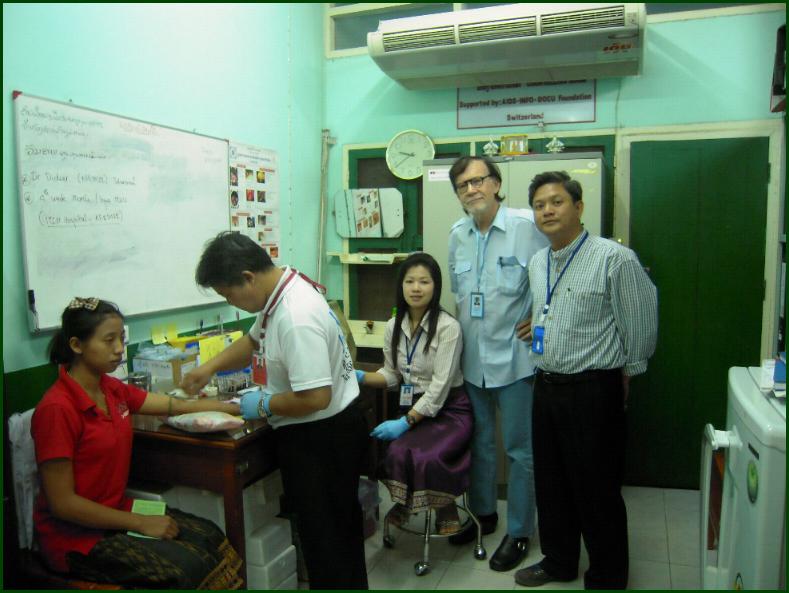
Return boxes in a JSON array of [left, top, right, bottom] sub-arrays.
[[445, 156, 549, 572]]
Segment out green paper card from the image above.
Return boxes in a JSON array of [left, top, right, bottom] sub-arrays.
[[128, 499, 167, 539]]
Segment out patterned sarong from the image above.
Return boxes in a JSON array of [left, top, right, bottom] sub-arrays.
[[65, 508, 243, 589]]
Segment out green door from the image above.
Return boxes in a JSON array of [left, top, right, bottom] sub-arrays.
[[628, 138, 769, 488]]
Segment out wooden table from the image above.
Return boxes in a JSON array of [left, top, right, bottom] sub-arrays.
[[130, 419, 276, 588]]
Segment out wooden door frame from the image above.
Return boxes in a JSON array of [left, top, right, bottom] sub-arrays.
[[615, 120, 785, 358]]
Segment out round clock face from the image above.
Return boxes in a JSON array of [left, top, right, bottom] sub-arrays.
[[385, 130, 435, 180]]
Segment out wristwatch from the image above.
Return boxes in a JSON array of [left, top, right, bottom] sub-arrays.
[[404, 414, 417, 428], [257, 392, 273, 418]]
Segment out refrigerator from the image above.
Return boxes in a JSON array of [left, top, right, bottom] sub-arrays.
[[700, 367, 786, 589], [422, 152, 605, 310]]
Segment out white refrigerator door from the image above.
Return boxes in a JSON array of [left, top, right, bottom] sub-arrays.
[[705, 368, 787, 589]]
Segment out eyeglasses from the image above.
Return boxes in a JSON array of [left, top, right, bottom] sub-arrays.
[[455, 175, 492, 195]]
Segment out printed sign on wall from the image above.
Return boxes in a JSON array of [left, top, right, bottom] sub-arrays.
[[457, 80, 595, 129]]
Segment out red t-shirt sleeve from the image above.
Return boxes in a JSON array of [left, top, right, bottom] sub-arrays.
[[31, 402, 80, 465]]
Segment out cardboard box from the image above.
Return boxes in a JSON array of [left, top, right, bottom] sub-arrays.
[[132, 353, 197, 392]]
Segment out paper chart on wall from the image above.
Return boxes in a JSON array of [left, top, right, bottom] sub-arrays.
[[228, 142, 281, 263], [352, 189, 383, 238]]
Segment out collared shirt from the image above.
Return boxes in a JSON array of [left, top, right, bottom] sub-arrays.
[[376, 310, 464, 417], [31, 366, 148, 572], [528, 232, 658, 376], [248, 267, 359, 428], [448, 205, 550, 388]]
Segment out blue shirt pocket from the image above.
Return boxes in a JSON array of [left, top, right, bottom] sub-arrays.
[[497, 255, 527, 295], [451, 260, 472, 296]]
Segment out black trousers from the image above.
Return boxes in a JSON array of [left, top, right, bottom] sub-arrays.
[[275, 402, 369, 590], [533, 369, 629, 590]]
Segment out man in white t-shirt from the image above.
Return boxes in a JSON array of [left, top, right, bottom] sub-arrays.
[[182, 232, 368, 590]]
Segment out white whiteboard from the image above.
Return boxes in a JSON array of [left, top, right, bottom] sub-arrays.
[[13, 93, 229, 331]]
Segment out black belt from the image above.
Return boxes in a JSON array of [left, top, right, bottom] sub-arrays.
[[536, 368, 621, 385]]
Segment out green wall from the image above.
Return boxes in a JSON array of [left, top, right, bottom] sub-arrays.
[[2, 5, 785, 414], [321, 7, 785, 298], [2, 4, 324, 414]]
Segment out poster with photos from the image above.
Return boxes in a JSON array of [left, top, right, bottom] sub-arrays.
[[353, 189, 382, 238], [228, 142, 281, 264]]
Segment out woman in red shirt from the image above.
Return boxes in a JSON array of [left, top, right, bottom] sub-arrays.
[[32, 298, 243, 589]]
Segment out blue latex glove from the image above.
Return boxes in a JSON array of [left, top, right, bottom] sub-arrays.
[[240, 388, 272, 420], [370, 417, 410, 441], [355, 370, 365, 384]]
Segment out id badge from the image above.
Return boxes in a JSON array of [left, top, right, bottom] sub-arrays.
[[531, 326, 545, 354], [252, 352, 268, 386], [399, 384, 414, 406], [470, 292, 484, 318]]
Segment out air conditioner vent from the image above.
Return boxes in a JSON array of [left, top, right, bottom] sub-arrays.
[[541, 6, 625, 35], [458, 17, 537, 44], [382, 26, 455, 52], [367, 3, 645, 90]]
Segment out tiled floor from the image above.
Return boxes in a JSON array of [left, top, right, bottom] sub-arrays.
[[363, 484, 701, 590]]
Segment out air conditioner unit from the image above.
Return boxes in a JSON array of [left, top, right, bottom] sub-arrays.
[[367, 3, 646, 90]]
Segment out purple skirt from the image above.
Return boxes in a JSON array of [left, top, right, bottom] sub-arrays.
[[381, 387, 473, 512]]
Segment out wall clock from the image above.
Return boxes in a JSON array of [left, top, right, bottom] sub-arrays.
[[385, 129, 435, 180]]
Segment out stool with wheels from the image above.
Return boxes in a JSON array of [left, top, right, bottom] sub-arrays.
[[382, 492, 487, 576]]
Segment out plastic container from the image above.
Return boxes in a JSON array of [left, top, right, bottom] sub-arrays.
[[275, 572, 298, 590], [246, 545, 296, 589], [171, 477, 281, 534], [246, 517, 293, 566], [215, 367, 252, 396]]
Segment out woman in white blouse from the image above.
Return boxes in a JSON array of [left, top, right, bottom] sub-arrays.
[[357, 252, 473, 535]]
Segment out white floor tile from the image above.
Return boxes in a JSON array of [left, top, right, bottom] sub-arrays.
[[670, 563, 701, 589], [366, 484, 699, 590], [623, 485, 667, 514], [628, 558, 672, 589], [367, 555, 449, 589], [629, 523, 670, 563], [624, 486, 667, 530], [382, 529, 461, 563], [664, 488, 700, 525], [667, 521, 701, 567], [437, 564, 517, 590], [365, 533, 387, 574]]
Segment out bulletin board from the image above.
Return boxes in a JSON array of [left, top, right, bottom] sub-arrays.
[[13, 92, 230, 332]]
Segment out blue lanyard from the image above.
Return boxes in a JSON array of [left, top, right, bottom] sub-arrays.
[[544, 231, 589, 314], [404, 328, 423, 373]]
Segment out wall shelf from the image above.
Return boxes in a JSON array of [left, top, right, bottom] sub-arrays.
[[327, 251, 409, 265], [347, 319, 385, 349]]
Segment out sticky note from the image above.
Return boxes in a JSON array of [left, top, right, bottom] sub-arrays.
[[151, 325, 166, 345], [165, 323, 178, 341], [200, 335, 226, 363]]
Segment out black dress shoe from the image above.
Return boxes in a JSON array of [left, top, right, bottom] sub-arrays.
[[489, 534, 529, 572], [448, 511, 498, 545], [515, 562, 576, 587]]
